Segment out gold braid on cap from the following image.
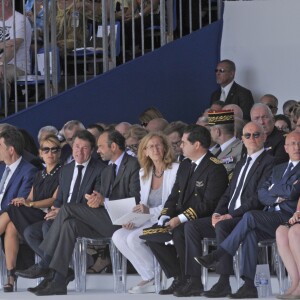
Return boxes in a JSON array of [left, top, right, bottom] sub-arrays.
[[142, 227, 170, 235], [183, 207, 197, 220]]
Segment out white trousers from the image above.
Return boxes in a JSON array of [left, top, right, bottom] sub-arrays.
[[112, 220, 155, 281]]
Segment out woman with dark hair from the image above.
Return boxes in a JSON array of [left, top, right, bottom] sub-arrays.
[[274, 114, 292, 133], [0, 135, 61, 292], [112, 131, 179, 294]]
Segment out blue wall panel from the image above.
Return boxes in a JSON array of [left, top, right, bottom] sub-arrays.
[[2, 20, 222, 139]]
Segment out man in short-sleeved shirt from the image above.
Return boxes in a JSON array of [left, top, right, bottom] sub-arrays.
[[0, 0, 32, 100]]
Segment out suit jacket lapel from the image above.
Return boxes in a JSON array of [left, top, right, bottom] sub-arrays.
[[112, 153, 128, 189], [243, 151, 265, 188], [77, 159, 94, 202], [283, 162, 300, 182], [226, 82, 237, 101], [5, 159, 25, 193], [184, 154, 210, 202]]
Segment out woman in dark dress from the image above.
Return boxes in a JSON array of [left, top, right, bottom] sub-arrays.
[[0, 134, 61, 292]]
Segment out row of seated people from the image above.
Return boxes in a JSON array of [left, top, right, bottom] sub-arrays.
[[0, 103, 300, 298]]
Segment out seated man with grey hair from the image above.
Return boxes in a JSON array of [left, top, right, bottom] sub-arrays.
[[115, 122, 131, 137], [60, 120, 85, 165], [250, 103, 288, 165], [146, 118, 169, 132]]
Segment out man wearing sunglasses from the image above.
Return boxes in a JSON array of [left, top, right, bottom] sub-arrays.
[[195, 130, 300, 298], [260, 94, 278, 116], [183, 122, 274, 298], [210, 59, 254, 122]]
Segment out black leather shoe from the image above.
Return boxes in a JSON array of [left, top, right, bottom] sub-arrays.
[[15, 264, 49, 279], [27, 270, 55, 293], [27, 278, 50, 294], [159, 279, 185, 295], [203, 281, 231, 297], [228, 284, 258, 299], [194, 253, 217, 269], [173, 279, 203, 297], [66, 268, 75, 285], [34, 280, 67, 296]]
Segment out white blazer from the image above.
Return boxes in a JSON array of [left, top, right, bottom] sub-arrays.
[[139, 162, 179, 224]]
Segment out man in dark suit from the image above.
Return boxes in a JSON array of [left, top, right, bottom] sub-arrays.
[[26, 129, 140, 296], [183, 122, 274, 297], [210, 59, 254, 121], [0, 127, 37, 211], [16, 130, 106, 289], [195, 130, 300, 298], [251, 103, 289, 165], [146, 124, 229, 296]]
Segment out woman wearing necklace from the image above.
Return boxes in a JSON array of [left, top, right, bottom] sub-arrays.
[[0, 134, 61, 292], [112, 131, 179, 294]]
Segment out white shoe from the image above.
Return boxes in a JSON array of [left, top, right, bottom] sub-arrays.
[[128, 279, 155, 294]]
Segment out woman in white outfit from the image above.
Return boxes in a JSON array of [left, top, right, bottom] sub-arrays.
[[112, 131, 179, 293]]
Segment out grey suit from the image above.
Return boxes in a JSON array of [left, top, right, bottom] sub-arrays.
[[39, 152, 140, 277], [216, 138, 243, 176], [23, 157, 106, 262]]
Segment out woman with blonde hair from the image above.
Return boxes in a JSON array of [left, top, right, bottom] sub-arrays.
[[112, 131, 179, 293], [0, 135, 61, 292]]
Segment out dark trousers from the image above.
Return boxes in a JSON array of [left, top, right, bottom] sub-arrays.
[[185, 217, 241, 277], [23, 220, 53, 267], [39, 203, 117, 277], [220, 210, 290, 280], [147, 223, 185, 279]]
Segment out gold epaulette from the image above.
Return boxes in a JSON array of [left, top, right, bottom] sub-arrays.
[[183, 207, 197, 220], [160, 208, 168, 215], [210, 157, 221, 164]]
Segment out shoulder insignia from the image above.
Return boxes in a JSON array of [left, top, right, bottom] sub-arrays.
[[210, 157, 221, 164]]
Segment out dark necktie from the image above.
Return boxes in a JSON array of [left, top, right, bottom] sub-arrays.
[[109, 163, 117, 197], [282, 162, 293, 178], [0, 167, 10, 194], [70, 165, 84, 203], [214, 146, 222, 158], [189, 162, 197, 179], [228, 157, 252, 213]]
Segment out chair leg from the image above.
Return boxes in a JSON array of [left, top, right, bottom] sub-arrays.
[[0, 239, 6, 288], [201, 239, 209, 291], [109, 241, 126, 293], [233, 244, 242, 290], [35, 254, 42, 286], [73, 238, 87, 292], [273, 243, 288, 295]]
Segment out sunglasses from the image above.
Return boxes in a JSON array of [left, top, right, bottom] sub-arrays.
[[126, 144, 139, 152], [266, 104, 277, 110], [243, 132, 261, 139], [41, 147, 61, 154], [215, 68, 227, 73]]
